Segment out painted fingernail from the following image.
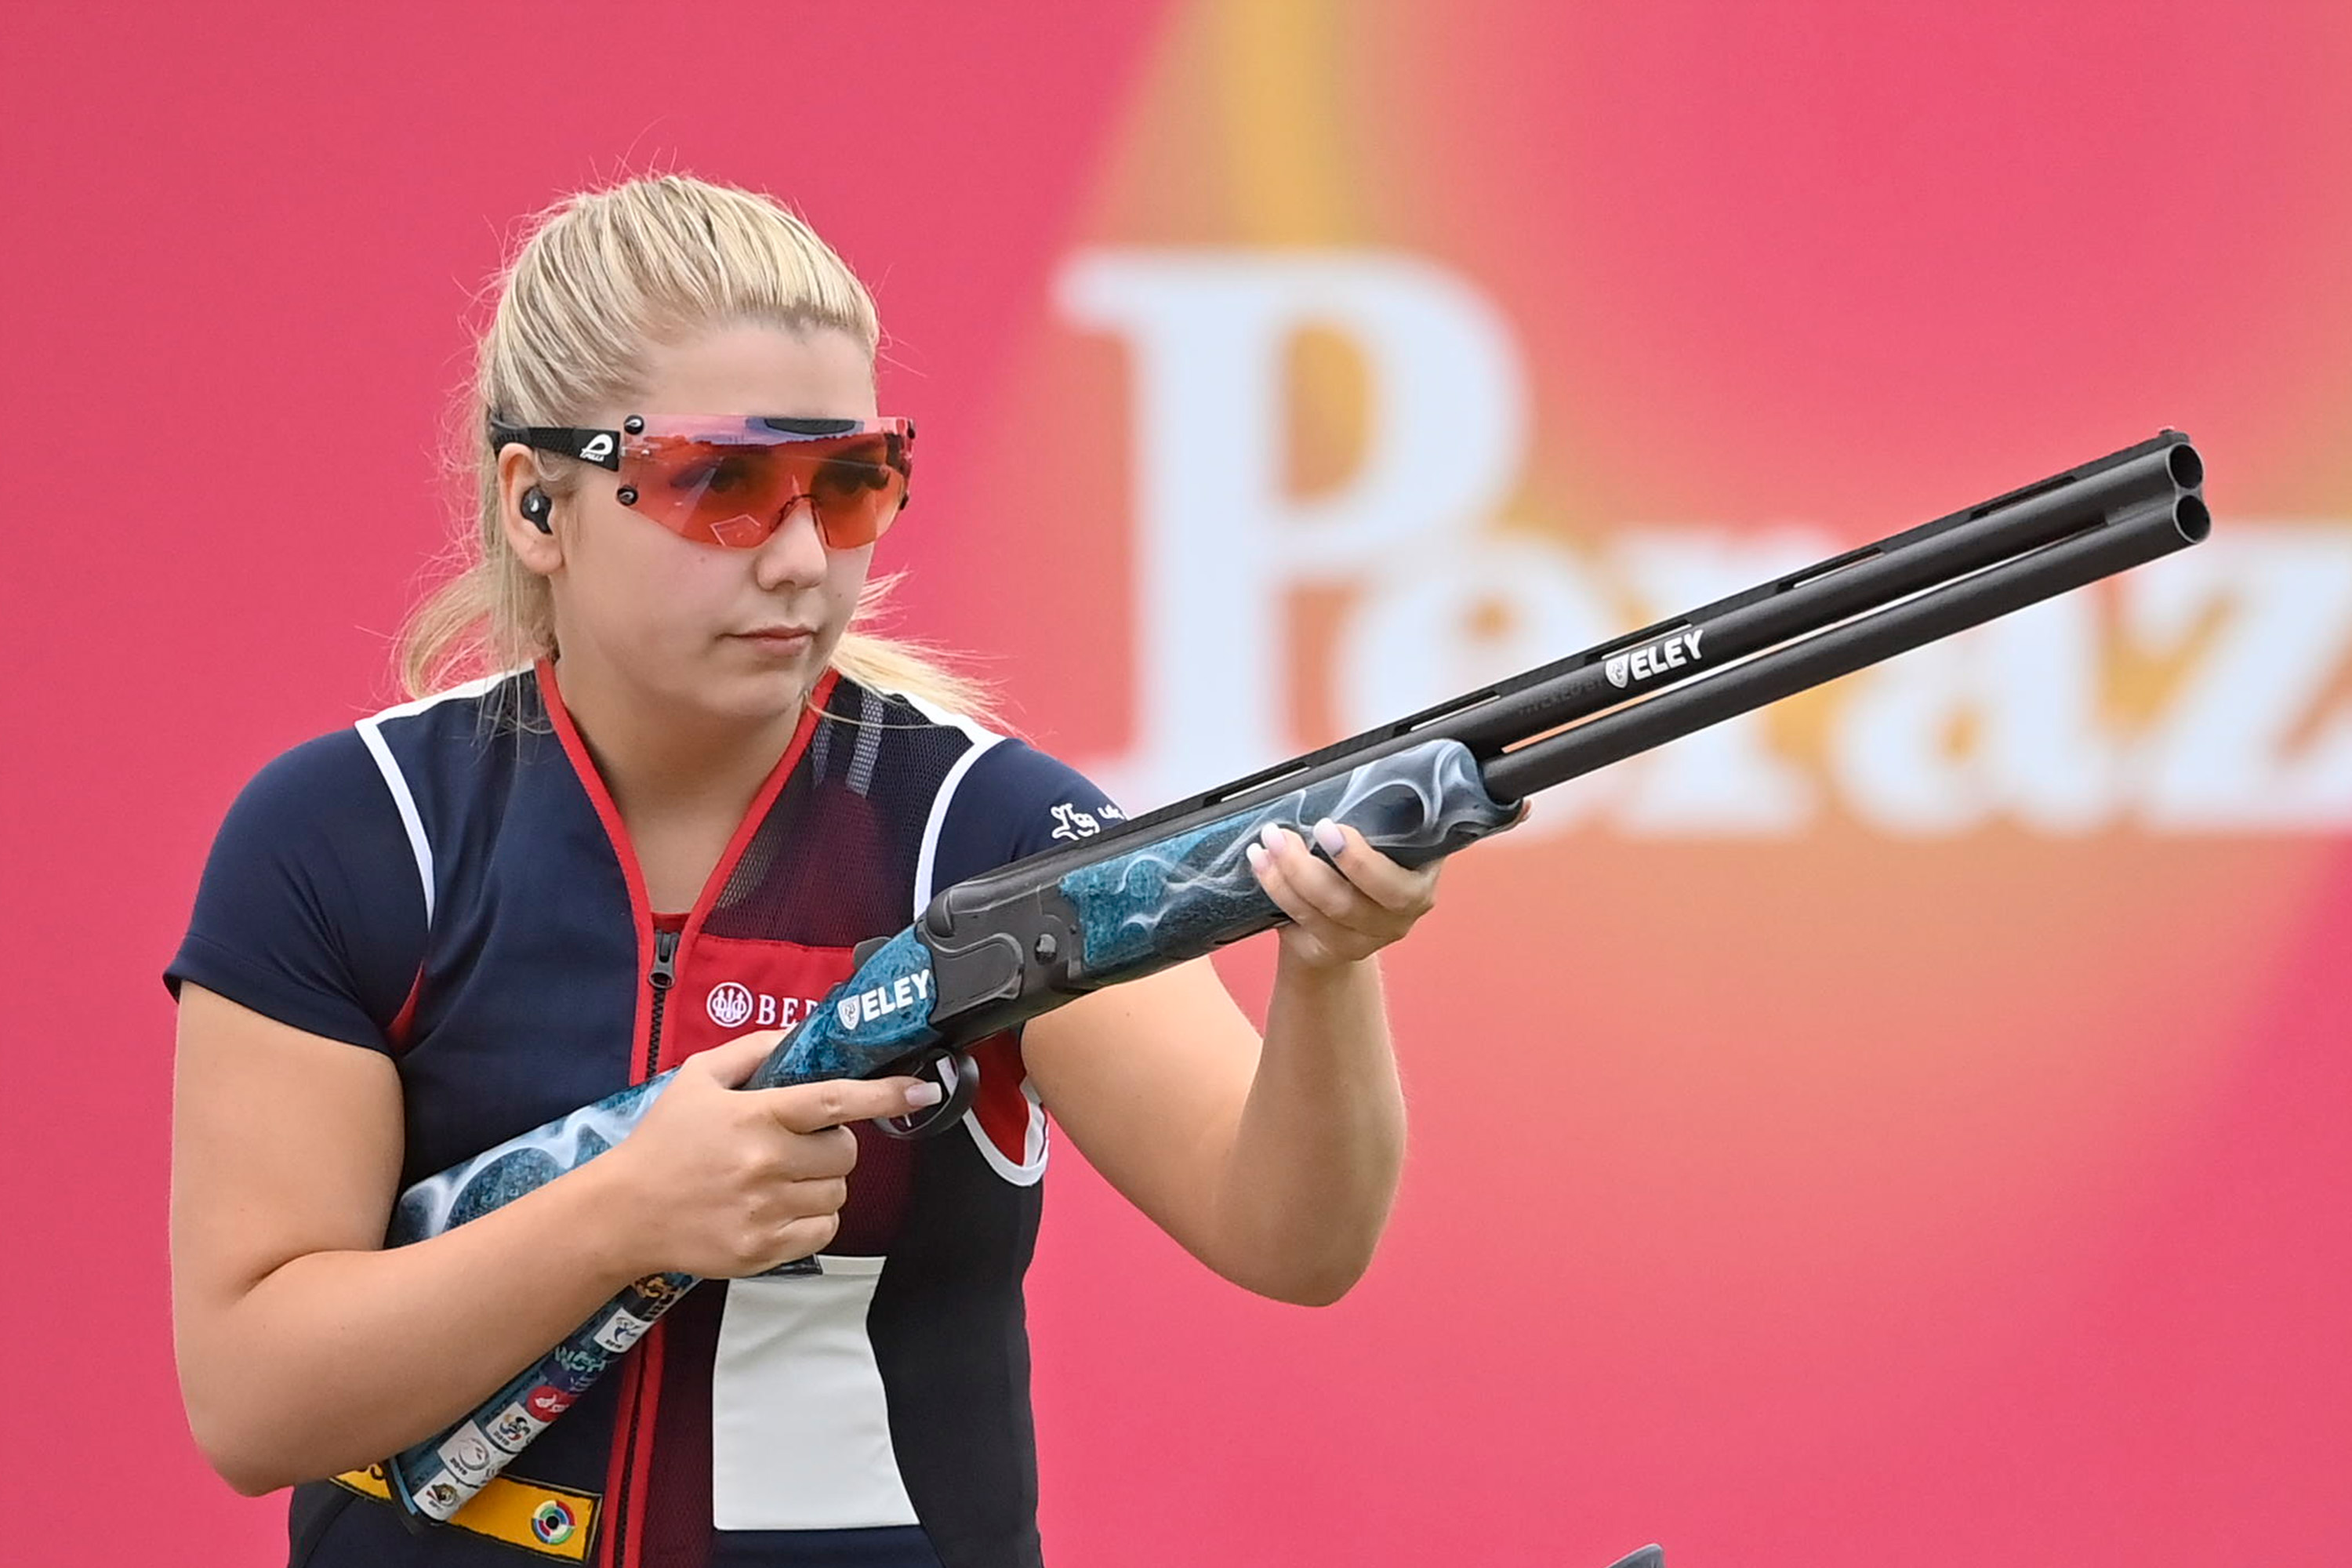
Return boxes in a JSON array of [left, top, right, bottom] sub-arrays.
[[1313, 818, 1345, 855], [906, 1081, 944, 1108], [1258, 822, 1283, 855]]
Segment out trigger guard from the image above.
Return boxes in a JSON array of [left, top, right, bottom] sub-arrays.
[[871, 1051, 976, 1141]]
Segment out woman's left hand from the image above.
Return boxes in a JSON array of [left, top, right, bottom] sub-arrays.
[[1244, 818, 1443, 971]]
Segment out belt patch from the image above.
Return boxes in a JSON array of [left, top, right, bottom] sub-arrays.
[[332, 1464, 599, 1561]]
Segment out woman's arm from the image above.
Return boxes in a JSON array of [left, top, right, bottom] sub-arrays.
[[169, 984, 932, 1494], [170, 982, 651, 1493], [1019, 818, 1444, 1307]]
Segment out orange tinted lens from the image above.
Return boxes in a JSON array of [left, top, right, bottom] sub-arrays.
[[630, 434, 905, 550], [804, 445, 907, 549]]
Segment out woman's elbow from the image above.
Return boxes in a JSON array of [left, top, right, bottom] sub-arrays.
[[189, 1423, 291, 1497], [183, 1381, 298, 1497], [1270, 1269, 1364, 1307], [1223, 1243, 1377, 1308], [217, 1461, 290, 1500]]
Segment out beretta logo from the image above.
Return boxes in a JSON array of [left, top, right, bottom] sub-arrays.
[[707, 982, 754, 1029]]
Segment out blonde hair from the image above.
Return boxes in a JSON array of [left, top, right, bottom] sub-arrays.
[[397, 172, 1002, 728]]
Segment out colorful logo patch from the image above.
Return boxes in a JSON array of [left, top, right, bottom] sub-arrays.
[[590, 1307, 652, 1354], [438, 1425, 497, 1486], [532, 1498, 577, 1546], [524, 1384, 575, 1422], [485, 1400, 546, 1453]]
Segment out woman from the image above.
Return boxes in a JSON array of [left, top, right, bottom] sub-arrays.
[[166, 172, 1454, 1568]]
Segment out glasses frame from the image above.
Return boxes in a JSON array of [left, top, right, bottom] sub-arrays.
[[486, 412, 916, 549]]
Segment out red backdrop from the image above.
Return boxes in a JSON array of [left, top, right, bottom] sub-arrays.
[[5, 2, 2347, 1563]]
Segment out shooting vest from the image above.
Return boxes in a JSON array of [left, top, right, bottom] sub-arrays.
[[285, 660, 1056, 1568]]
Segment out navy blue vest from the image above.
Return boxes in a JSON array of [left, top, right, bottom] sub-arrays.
[[169, 660, 1122, 1568]]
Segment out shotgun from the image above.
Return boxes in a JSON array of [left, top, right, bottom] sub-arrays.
[[380, 430, 2208, 1526]]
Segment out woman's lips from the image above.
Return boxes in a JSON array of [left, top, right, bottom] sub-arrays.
[[731, 626, 815, 653]]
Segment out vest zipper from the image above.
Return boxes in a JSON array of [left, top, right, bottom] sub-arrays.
[[643, 926, 681, 1077], [612, 924, 680, 1566]]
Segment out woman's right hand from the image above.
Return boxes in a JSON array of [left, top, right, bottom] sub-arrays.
[[601, 1030, 941, 1279]]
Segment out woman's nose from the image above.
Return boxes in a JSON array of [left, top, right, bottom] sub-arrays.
[[751, 494, 828, 586]]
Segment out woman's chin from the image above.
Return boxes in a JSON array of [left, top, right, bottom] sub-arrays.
[[699, 661, 817, 724]]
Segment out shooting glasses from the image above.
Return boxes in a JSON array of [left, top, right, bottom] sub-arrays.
[[487, 412, 915, 551]]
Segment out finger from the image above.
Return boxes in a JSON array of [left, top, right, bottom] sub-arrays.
[[763, 1074, 941, 1134], [758, 1174, 850, 1217], [770, 1212, 842, 1266], [782, 1131, 858, 1183], [1309, 818, 1439, 915], [1261, 824, 1390, 931], [1248, 844, 1337, 963], [734, 1213, 842, 1276], [689, 1029, 792, 1088], [1250, 832, 1372, 940]]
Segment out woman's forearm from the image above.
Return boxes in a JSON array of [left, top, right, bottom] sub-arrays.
[[1207, 946, 1407, 1305], [180, 1154, 650, 1496]]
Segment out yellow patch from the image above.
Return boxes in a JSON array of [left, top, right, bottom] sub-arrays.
[[332, 1464, 599, 1562]]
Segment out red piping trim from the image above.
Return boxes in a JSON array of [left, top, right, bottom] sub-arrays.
[[596, 1347, 647, 1568], [621, 1324, 665, 1566], [384, 965, 425, 1054], [536, 658, 660, 1080]]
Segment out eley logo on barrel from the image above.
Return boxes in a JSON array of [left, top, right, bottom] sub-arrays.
[[1604, 629, 1704, 689]]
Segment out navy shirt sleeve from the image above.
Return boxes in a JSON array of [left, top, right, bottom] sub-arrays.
[[162, 729, 430, 1052], [927, 737, 1127, 894]]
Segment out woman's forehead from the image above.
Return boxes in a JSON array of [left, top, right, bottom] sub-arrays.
[[629, 320, 877, 418]]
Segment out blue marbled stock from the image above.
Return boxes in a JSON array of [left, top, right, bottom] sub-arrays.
[[388, 1077, 668, 1246]]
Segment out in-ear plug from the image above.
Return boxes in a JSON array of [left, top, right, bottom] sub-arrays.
[[521, 487, 553, 534]]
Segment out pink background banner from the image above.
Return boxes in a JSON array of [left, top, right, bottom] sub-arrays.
[[5, 2, 2347, 1563]]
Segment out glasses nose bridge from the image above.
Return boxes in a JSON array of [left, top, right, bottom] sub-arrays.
[[753, 485, 832, 558]]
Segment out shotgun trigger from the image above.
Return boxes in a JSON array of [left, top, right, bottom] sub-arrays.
[[870, 1049, 978, 1141]]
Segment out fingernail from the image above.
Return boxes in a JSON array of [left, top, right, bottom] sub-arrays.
[[906, 1081, 944, 1108], [1313, 818, 1345, 855], [1258, 822, 1283, 855], [1245, 842, 1268, 875]]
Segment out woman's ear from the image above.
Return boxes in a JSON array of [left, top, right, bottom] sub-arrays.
[[494, 444, 567, 577]]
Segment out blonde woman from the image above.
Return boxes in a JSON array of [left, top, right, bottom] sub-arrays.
[[165, 173, 1449, 1568]]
